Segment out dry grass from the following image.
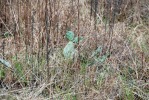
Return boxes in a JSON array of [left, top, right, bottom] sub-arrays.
[[0, 0, 149, 100]]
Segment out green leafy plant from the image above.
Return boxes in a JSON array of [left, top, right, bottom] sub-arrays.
[[0, 58, 11, 68], [91, 46, 102, 57], [88, 47, 109, 66], [66, 31, 75, 41], [63, 31, 83, 59], [73, 36, 83, 43], [1, 32, 13, 38], [95, 53, 109, 63], [63, 41, 76, 59]]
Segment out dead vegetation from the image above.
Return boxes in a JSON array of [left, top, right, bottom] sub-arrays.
[[0, 0, 149, 100]]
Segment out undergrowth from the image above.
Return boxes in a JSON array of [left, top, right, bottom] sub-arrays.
[[0, 0, 149, 100]]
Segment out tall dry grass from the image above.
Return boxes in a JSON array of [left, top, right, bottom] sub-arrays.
[[0, 0, 149, 99]]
